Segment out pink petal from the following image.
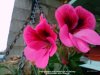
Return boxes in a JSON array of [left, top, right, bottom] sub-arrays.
[[35, 50, 49, 69], [24, 47, 40, 62], [59, 25, 73, 47], [23, 25, 40, 45], [74, 29, 100, 45], [24, 46, 49, 69], [47, 37, 57, 57], [66, 33, 90, 53], [40, 14, 47, 22], [73, 38, 90, 53], [35, 20, 57, 41], [28, 41, 47, 50], [75, 6, 96, 30], [55, 4, 78, 29], [61, 32, 89, 53]]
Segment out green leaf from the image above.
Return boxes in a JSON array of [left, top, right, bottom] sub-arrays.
[[31, 65, 38, 75], [49, 54, 60, 63], [47, 63, 54, 71], [96, 15, 100, 33], [69, 52, 82, 61], [73, 0, 100, 15]]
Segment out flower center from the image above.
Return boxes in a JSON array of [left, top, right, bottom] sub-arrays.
[[40, 30, 50, 38], [65, 17, 73, 30], [76, 19, 84, 29], [45, 44, 51, 49], [70, 19, 84, 34], [38, 30, 50, 40], [43, 30, 50, 37], [42, 40, 51, 50]]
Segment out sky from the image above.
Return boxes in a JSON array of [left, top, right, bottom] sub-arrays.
[[0, 0, 15, 52]]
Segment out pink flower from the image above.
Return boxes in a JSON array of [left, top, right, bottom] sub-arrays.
[[23, 15, 57, 68], [55, 4, 100, 53]]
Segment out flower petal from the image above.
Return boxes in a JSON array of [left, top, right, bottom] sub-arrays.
[[40, 14, 46, 22], [74, 38, 90, 53], [47, 37, 57, 57], [67, 33, 90, 53], [74, 29, 100, 45], [59, 25, 73, 47], [35, 19, 57, 41], [55, 4, 78, 29], [24, 46, 49, 69], [28, 41, 47, 50], [75, 6, 96, 30], [35, 50, 49, 69], [23, 25, 40, 45], [24, 47, 40, 62]]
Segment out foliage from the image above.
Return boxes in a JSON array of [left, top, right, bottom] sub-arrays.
[[0, 64, 19, 75]]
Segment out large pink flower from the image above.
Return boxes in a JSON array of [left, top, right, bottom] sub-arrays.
[[23, 15, 57, 68], [55, 4, 100, 53]]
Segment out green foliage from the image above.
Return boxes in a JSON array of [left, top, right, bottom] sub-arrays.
[[0, 64, 19, 75], [73, 0, 100, 15], [49, 53, 60, 63], [96, 15, 100, 33], [31, 65, 38, 75]]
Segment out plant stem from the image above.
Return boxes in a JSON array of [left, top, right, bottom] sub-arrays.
[[56, 52, 61, 63], [31, 66, 38, 75]]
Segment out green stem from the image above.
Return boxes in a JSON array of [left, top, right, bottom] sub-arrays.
[[56, 52, 61, 63], [31, 65, 38, 75]]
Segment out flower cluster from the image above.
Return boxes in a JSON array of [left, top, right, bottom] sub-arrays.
[[55, 4, 100, 53], [23, 4, 100, 69]]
